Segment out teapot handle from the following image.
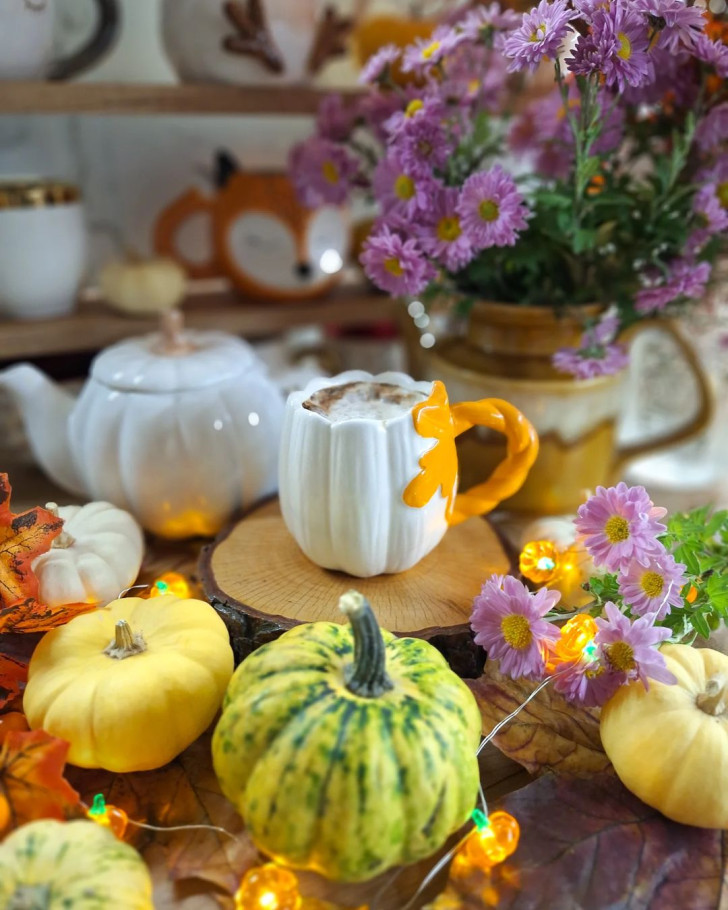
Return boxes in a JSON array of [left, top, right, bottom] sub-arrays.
[[610, 319, 714, 478], [48, 0, 120, 81]]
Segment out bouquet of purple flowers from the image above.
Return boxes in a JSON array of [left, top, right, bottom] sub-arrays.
[[290, 1, 728, 377]]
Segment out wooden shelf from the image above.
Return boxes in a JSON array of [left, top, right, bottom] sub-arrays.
[[0, 286, 398, 361], [0, 82, 360, 116]]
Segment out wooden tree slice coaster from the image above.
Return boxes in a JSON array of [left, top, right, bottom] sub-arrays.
[[200, 499, 511, 678]]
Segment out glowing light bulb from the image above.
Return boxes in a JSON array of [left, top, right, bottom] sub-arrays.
[[547, 613, 599, 671], [463, 810, 520, 870], [519, 540, 561, 584], [235, 864, 301, 910], [147, 572, 192, 599], [86, 793, 129, 839]]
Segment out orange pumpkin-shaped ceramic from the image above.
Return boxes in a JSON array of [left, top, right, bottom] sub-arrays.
[[154, 152, 349, 301]]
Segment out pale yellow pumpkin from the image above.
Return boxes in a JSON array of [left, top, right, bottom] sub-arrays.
[[601, 644, 728, 828], [0, 819, 153, 910], [99, 256, 187, 315], [24, 594, 234, 772]]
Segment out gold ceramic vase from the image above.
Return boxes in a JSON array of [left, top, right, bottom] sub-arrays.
[[425, 302, 714, 516]]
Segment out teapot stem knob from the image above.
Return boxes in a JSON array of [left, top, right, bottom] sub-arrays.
[[155, 308, 194, 356]]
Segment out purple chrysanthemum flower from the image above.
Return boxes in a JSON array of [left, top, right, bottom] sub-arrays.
[[417, 187, 475, 272], [696, 103, 728, 153], [568, 2, 654, 91], [358, 90, 403, 142], [316, 93, 357, 142], [635, 258, 711, 313], [372, 152, 440, 218], [401, 27, 465, 73], [595, 601, 677, 689], [457, 3, 521, 37], [693, 34, 728, 78], [552, 656, 624, 707], [503, 0, 574, 73], [471, 574, 561, 680], [575, 482, 668, 572], [618, 552, 687, 620], [384, 94, 445, 139], [694, 184, 728, 235], [289, 137, 359, 207], [396, 112, 454, 179], [360, 227, 435, 297], [456, 165, 530, 249], [635, 0, 706, 51], [552, 341, 629, 379], [359, 44, 401, 85]]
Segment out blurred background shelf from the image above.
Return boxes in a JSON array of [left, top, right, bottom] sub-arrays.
[[0, 82, 362, 116], [0, 286, 397, 361]]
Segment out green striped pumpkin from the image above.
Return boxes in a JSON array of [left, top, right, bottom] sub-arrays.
[[0, 819, 153, 909], [212, 591, 482, 883]]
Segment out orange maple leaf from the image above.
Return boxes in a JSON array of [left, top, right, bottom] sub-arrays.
[[0, 473, 92, 633], [0, 655, 27, 712], [0, 729, 83, 837]]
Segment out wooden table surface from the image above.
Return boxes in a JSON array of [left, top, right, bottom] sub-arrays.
[[0, 451, 531, 909]]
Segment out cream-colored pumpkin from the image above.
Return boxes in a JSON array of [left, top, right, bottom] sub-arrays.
[[32, 501, 144, 608], [601, 644, 728, 828], [0, 819, 153, 910], [99, 257, 187, 315], [24, 594, 234, 771]]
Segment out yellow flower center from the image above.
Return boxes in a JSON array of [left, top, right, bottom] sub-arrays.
[[604, 641, 636, 672], [529, 23, 547, 42], [501, 614, 533, 650], [405, 99, 424, 118], [604, 515, 630, 544], [384, 257, 404, 276], [479, 199, 500, 222], [468, 78, 480, 93], [617, 32, 632, 60], [640, 571, 664, 599], [322, 161, 339, 184], [394, 174, 415, 200], [718, 181, 728, 209], [422, 40, 441, 60], [437, 215, 462, 242], [585, 662, 606, 680]]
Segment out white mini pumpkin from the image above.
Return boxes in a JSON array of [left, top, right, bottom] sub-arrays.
[[32, 502, 144, 608], [99, 257, 187, 316]]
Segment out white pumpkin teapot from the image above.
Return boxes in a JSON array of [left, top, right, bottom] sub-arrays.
[[0, 311, 284, 538]]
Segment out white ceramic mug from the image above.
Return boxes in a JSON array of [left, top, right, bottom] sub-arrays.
[[0, 181, 87, 320], [0, 0, 119, 81], [279, 370, 539, 577]]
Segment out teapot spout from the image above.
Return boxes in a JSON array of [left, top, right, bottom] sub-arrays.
[[0, 364, 86, 495]]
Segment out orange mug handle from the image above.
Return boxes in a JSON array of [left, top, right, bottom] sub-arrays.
[[449, 398, 539, 525], [153, 188, 223, 279]]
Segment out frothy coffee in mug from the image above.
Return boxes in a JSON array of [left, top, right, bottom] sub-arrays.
[[303, 381, 426, 422]]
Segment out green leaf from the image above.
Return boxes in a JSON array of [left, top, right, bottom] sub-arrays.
[[706, 575, 728, 614], [691, 609, 711, 639]]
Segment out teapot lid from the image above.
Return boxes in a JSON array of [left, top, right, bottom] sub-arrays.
[[91, 311, 259, 393]]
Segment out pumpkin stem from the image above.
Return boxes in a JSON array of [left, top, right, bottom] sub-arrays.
[[696, 676, 727, 716], [6, 883, 52, 910], [46, 502, 76, 549], [104, 620, 147, 660], [339, 590, 394, 698]]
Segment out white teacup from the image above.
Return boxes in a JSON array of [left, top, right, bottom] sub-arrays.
[[279, 370, 539, 577], [0, 181, 87, 320]]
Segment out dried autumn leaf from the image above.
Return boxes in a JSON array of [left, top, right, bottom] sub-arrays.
[[0, 473, 92, 632], [467, 663, 611, 776], [0, 655, 27, 711], [0, 728, 82, 836], [443, 771, 728, 910]]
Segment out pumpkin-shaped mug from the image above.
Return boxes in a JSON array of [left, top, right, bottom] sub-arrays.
[[279, 370, 539, 577]]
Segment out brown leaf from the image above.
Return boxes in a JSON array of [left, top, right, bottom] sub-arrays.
[[67, 729, 258, 897], [0, 729, 83, 836], [467, 663, 611, 776], [0, 473, 93, 632], [0, 654, 27, 711], [445, 771, 728, 910]]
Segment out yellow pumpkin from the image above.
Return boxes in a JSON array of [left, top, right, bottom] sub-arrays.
[[0, 819, 153, 909], [601, 644, 728, 828], [99, 256, 187, 316], [352, 15, 436, 85], [24, 595, 234, 772]]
